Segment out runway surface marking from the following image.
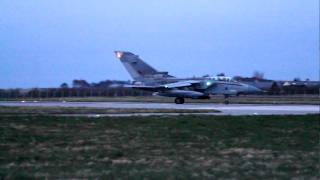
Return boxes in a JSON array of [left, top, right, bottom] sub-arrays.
[[0, 101, 319, 116]]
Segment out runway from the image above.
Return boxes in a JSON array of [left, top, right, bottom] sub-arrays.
[[0, 101, 319, 116]]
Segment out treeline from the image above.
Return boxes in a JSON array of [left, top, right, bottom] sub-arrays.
[[0, 77, 319, 99], [0, 79, 149, 98], [63, 79, 131, 88], [0, 85, 318, 99], [0, 87, 151, 99]]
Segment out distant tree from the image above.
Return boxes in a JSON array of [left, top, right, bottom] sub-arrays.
[[93, 80, 113, 88], [72, 79, 90, 88], [293, 77, 301, 81], [91, 83, 98, 87], [217, 73, 225, 76], [252, 71, 264, 80], [60, 82, 69, 88], [233, 76, 243, 81], [92, 80, 131, 88]]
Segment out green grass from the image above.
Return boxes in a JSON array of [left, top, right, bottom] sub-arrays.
[[0, 106, 219, 115], [0, 115, 319, 179]]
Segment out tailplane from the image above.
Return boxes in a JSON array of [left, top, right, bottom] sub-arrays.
[[114, 51, 173, 81]]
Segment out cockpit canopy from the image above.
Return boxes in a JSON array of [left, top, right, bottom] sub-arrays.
[[207, 76, 233, 82]]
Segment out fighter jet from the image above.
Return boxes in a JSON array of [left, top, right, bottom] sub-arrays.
[[115, 51, 261, 104]]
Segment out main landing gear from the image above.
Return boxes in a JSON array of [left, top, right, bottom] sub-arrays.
[[174, 97, 185, 104], [224, 95, 230, 105]]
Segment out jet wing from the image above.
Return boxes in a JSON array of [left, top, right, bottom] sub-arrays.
[[125, 80, 201, 91], [161, 80, 200, 88], [124, 85, 161, 91]]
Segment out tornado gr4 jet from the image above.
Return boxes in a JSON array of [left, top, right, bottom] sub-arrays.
[[115, 51, 261, 104]]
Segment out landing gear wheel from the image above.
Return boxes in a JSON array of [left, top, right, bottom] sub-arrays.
[[224, 95, 230, 105], [174, 97, 185, 104], [224, 100, 229, 105]]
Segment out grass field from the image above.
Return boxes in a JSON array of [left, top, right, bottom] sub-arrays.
[[0, 106, 219, 115], [0, 115, 319, 179], [1, 94, 319, 105]]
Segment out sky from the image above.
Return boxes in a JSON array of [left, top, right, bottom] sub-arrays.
[[0, 0, 319, 88]]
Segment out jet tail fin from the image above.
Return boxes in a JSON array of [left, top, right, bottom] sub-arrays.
[[114, 51, 173, 81]]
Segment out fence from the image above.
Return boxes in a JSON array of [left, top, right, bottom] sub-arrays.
[[0, 86, 318, 99], [0, 88, 152, 98]]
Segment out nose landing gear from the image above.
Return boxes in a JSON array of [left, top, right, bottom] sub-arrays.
[[174, 97, 185, 104]]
